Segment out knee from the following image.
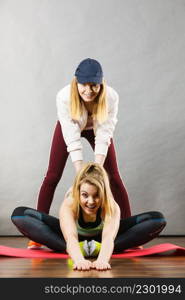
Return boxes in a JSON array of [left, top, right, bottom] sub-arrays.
[[11, 206, 28, 219], [136, 211, 167, 227], [11, 206, 29, 229], [11, 207, 41, 235], [136, 211, 167, 238], [24, 208, 42, 220], [149, 211, 167, 236], [11, 207, 42, 224], [150, 211, 167, 227]]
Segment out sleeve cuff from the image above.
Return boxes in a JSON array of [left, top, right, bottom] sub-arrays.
[[70, 150, 83, 162], [94, 143, 109, 157]]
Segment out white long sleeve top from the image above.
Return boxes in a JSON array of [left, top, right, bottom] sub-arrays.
[[56, 84, 119, 162]]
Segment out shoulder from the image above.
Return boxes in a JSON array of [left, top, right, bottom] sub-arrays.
[[113, 200, 121, 216], [101, 199, 120, 223], [59, 188, 76, 219], [109, 198, 120, 216], [56, 84, 71, 103], [64, 187, 73, 204], [106, 199, 120, 220], [60, 187, 74, 210]]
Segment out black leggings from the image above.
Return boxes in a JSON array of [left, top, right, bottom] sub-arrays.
[[11, 207, 167, 253]]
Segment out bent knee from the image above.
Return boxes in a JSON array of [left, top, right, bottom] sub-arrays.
[[11, 206, 29, 219], [149, 211, 167, 227], [136, 211, 167, 227]]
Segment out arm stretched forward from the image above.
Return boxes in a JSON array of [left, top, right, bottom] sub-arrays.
[[59, 188, 92, 270], [92, 201, 120, 270]]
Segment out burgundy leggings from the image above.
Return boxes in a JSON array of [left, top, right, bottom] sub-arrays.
[[37, 121, 131, 219]]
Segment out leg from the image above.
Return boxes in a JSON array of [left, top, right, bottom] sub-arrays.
[[37, 121, 69, 213], [82, 130, 131, 219], [103, 139, 131, 218], [11, 207, 66, 252], [114, 211, 167, 252]]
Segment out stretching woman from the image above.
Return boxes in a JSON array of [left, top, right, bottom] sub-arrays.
[[12, 163, 167, 271]]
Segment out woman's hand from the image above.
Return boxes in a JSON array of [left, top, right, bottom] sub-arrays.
[[73, 259, 92, 271], [73, 160, 83, 174], [94, 154, 105, 166], [91, 260, 111, 271]]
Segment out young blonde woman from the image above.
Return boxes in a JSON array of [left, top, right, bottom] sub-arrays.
[[11, 162, 167, 271]]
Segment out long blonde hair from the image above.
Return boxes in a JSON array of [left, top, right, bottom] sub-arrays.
[[71, 162, 115, 221], [70, 77, 108, 123]]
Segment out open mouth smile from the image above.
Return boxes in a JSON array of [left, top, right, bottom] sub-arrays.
[[86, 205, 96, 209]]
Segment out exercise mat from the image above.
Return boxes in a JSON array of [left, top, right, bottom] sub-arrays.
[[0, 243, 184, 259]]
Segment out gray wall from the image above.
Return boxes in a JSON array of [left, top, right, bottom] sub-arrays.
[[0, 0, 185, 235]]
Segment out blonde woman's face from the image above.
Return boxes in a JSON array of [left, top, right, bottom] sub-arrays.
[[77, 82, 101, 102], [80, 182, 102, 216]]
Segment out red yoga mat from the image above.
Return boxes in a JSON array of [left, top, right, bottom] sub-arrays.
[[0, 243, 185, 259]]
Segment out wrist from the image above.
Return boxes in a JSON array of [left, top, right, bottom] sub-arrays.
[[94, 154, 105, 165], [96, 257, 109, 263], [73, 160, 83, 173], [74, 258, 86, 264]]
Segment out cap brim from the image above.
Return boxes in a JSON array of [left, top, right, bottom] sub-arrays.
[[76, 76, 102, 84]]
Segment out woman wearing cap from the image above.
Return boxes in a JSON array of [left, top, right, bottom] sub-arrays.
[[28, 58, 131, 249]]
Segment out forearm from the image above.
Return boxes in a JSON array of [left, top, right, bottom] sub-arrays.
[[97, 237, 114, 263], [73, 160, 83, 173], [94, 154, 106, 165], [66, 237, 84, 263]]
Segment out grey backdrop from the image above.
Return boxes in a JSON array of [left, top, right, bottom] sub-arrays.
[[0, 0, 185, 235]]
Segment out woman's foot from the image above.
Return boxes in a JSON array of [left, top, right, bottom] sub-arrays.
[[130, 245, 144, 250], [27, 240, 43, 250]]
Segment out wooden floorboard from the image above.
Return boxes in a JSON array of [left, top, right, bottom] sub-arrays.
[[0, 236, 185, 278]]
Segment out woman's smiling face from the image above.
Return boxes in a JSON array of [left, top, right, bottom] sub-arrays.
[[77, 82, 101, 102], [79, 182, 102, 217]]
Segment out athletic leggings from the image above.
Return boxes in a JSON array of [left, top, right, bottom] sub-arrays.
[[37, 121, 131, 219], [11, 207, 166, 253]]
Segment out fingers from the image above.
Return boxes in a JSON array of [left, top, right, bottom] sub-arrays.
[[91, 261, 111, 271], [72, 260, 111, 271], [73, 260, 92, 271]]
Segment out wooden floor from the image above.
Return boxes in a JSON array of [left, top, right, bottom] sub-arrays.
[[0, 236, 185, 278]]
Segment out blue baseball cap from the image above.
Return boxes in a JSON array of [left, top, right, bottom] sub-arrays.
[[75, 58, 103, 84]]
